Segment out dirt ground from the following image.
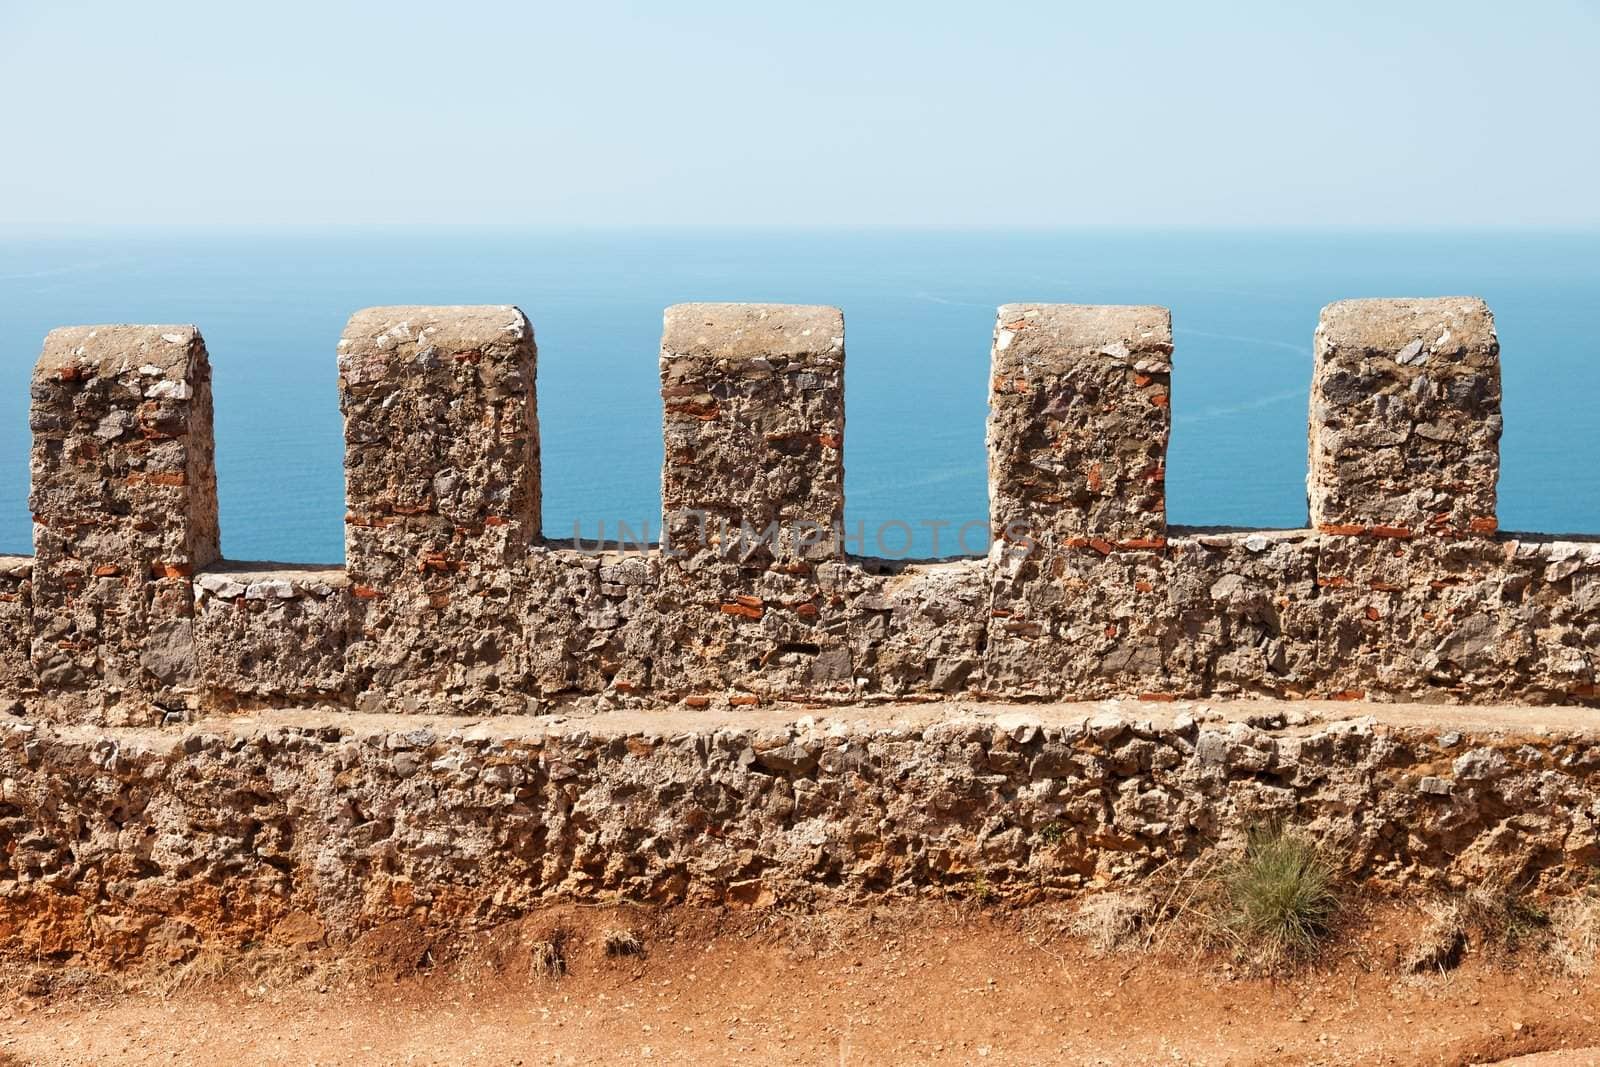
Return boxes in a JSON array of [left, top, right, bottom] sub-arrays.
[[3, 901, 1600, 1067]]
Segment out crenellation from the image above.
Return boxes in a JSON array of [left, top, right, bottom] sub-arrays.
[[338, 305, 539, 714], [26, 325, 219, 723], [987, 303, 1172, 546], [1309, 297, 1502, 538], [5, 297, 1596, 720], [981, 303, 1178, 700], [654, 302, 852, 705], [660, 302, 846, 569]]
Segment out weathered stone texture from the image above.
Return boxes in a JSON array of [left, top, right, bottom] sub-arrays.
[[988, 303, 1172, 546], [651, 304, 853, 705], [1309, 298, 1501, 536], [5, 297, 1596, 722], [1309, 536, 1600, 704], [338, 306, 538, 713], [660, 303, 844, 569], [26, 325, 219, 723], [1165, 529, 1321, 697], [981, 305, 1177, 700], [0, 556, 33, 697], [835, 560, 988, 697], [4, 703, 1599, 968], [5, 295, 1600, 969], [520, 547, 660, 699], [192, 564, 353, 705], [1511, 538, 1600, 699], [985, 542, 1176, 699]]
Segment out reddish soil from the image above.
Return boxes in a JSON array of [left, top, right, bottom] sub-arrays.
[[3, 902, 1598, 1066]]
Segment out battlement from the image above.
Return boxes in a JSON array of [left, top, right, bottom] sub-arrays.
[[4, 298, 1596, 724]]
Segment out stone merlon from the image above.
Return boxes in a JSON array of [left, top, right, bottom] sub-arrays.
[[988, 303, 1173, 544], [1310, 297, 1501, 537]]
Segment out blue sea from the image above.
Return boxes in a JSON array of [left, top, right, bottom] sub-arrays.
[[1, 229, 1596, 562]]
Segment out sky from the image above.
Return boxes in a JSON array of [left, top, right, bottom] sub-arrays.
[[1, 0, 1597, 228]]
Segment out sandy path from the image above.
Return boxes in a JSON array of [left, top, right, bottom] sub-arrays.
[[5, 904, 1600, 1066]]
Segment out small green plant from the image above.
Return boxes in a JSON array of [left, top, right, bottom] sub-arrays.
[[1037, 822, 1066, 846], [969, 872, 993, 904], [1218, 825, 1339, 966]]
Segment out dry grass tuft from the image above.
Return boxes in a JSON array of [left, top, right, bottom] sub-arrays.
[[152, 944, 336, 999], [530, 931, 568, 980], [1070, 891, 1153, 955], [1550, 889, 1600, 977], [1461, 882, 1549, 956], [603, 928, 645, 958], [1215, 826, 1339, 968], [1402, 901, 1468, 974]]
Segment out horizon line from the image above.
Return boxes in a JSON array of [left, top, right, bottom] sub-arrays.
[[3, 221, 1599, 236]]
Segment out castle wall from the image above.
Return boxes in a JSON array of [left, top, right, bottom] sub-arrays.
[[3, 701, 1599, 966], [7, 299, 1597, 723]]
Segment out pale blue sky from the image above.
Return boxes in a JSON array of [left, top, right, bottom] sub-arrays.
[[2, 0, 1597, 226]]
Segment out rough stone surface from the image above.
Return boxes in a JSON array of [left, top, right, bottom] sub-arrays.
[[3, 701, 1599, 969], [6, 300, 1597, 722], [193, 563, 353, 705], [660, 302, 845, 567], [988, 303, 1172, 545], [0, 555, 32, 696], [1309, 298, 1501, 537], [27, 326, 219, 724], [338, 306, 538, 715], [5, 297, 1599, 973]]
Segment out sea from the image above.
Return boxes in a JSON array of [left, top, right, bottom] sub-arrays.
[[1, 228, 1596, 562]]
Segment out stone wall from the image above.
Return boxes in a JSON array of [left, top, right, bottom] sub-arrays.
[[2, 701, 1597, 966], [4, 298, 1597, 724]]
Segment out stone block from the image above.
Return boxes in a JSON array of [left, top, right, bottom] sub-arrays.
[[651, 560, 854, 701], [1165, 530, 1319, 698], [520, 546, 661, 698], [985, 541, 1176, 699], [338, 306, 538, 712], [838, 559, 988, 697], [193, 564, 353, 703], [660, 303, 844, 570], [27, 325, 219, 716], [1312, 536, 1520, 701], [1500, 537, 1600, 702], [1309, 298, 1501, 537], [987, 304, 1171, 547]]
